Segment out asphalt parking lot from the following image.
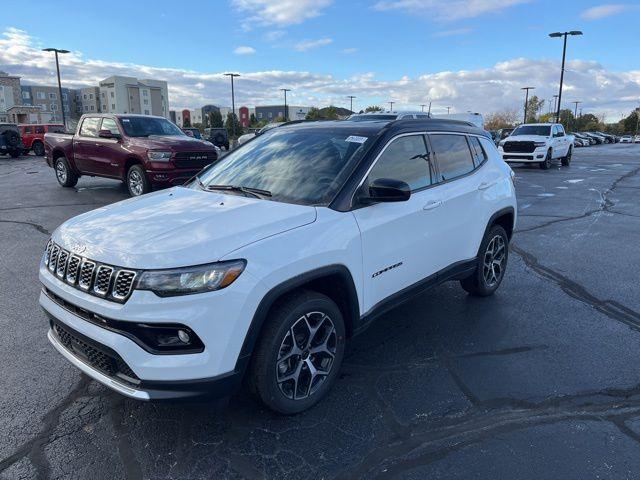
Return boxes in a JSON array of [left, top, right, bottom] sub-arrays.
[[1, 143, 640, 480]]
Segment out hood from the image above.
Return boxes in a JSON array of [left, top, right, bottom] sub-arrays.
[[54, 187, 317, 269], [128, 135, 215, 152], [504, 135, 550, 142]]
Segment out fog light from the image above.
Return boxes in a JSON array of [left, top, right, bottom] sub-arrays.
[[153, 173, 169, 180], [178, 330, 190, 343]]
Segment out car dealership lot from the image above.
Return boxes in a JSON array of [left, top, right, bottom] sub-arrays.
[[1, 144, 640, 479]]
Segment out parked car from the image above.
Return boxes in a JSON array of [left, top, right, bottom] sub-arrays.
[[204, 128, 230, 151], [498, 123, 574, 169], [181, 127, 203, 139], [620, 135, 633, 143], [431, 112, 485, 129], [582, 132, 604, 144], [574, 133, 594, 145], [237, 120, 306, 145], [44, 114, 218, 196], [570, 134, 589, 147], [40, 118, 516, 413], [596, 131, 615, 144], [635, 135, 640, 143], [495, 128, 514, 144], [0, 123, 25, 158], [20, 123, 66, 156]]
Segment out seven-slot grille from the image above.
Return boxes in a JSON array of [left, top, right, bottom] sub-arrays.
[[43, 240, 137, 303]]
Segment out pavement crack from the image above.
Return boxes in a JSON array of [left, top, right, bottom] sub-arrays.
[[0, 219, 50, 235], [108, 395, 143, 480]]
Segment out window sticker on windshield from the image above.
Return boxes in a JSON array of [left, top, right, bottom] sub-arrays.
[[346, 135, 367, 144], [122, 119, 130, 122]]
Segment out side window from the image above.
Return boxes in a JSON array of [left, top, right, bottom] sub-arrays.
[[100, 118, 120, 135], [556, 125, 565, 136], [34, 126, 45, 134], [468, 136, 487, 167], [478, 136, 498, 157], [79, 118, 100, 137], [24, 126, 32, 134], [430, 134, 475, 182], [367, 135, 432, 191], [415, 114, 429, 119]]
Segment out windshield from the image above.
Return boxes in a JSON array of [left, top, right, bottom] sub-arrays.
[[348, 114, 397, 122], [196, 127, 372, 206], [119, 116, 185, 137], [511, 125, 551, 136]]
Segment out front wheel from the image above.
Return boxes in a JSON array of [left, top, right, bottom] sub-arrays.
[[126, 165, 150, 197], [250, 291, 346, 414], [460, 225, 509, 296], [32, 141, 45, 156], [561, 147, 572, 166], [539, 149, 552, 170], [54, 156, 78, 187]]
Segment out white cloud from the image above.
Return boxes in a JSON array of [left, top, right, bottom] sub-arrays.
[[580, 3, 638, 20], [232, 0, 332, 27], [1, 28, 638, 121], [431, 28, 473, 37], [341, 48, 359, 54], [264, 30, 286, 42], [234, 45, 256, 55], [294, 38, 333, 52], [374, 0, 529, 21]]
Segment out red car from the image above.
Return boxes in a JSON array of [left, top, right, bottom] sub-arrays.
[[19, 124, 66, 156], [44, 114, 218, 196]]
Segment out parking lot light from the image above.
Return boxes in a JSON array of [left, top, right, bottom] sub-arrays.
[[521, 87, 535, 124], [42, 48, 70, 129], [224, 73, 240, 144], [549, 31, 583, 123], [347, 95, 356, 113], [280, 88, 291, 121]]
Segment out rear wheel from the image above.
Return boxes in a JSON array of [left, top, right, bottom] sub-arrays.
[[461, 225, 509, 296], [32, 141, 45, 156], [126, 165, 150, 197], [539, 149, 552, 169], [250, 290, 346, 414], [54, 156, 78, 187], [561, 147, 572, 166]]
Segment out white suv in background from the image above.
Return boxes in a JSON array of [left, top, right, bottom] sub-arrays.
[[40, 119, 517, 414], [498, 123, 574, 169]]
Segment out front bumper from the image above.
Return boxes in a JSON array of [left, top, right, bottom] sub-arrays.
[[147, 168, 201, 187], [499, 147, 547, 163]]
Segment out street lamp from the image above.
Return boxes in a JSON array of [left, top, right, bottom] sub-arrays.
[[347, 95, 356, 113], [521, 87, 535, 124], [388, 101, 394, 112], [549, 30, 583, 123], [446, 106, 451, 114], [420, 104, 426, 112], [224, 73, 240, 143], [280, 88, 291, 121], [571, 101, 581, 119], [42, 48, 70, 128]]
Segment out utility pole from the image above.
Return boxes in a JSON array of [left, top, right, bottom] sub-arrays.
[[428, 101, 432, 116], [224, 73, 240, 144], [549, 30, 583, 123], [347, 95, 356, 113], [42, 48, 70, 128], [521, 87, 535, 124], [446, 106, 451, 115], [280, 88, 291, 121], [388, 101, 394, 112], [420, 104, 426, 112]]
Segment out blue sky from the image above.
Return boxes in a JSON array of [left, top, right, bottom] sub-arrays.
[[1, 0, 639, 119]]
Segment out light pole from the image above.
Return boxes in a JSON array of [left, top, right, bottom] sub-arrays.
[[280, 88, 291, 121], [420, 104, 426, 112], [549, 30, 583, 123], [446, 106, 451, 114], [572, 101, 581, 119], [224, 73, 240, 143], [521, 86, 535, 124], [428, 101, 432, 116], [347, 95, 356, 113], [388, 101, 394, 112], [42, 48, 70, 128]]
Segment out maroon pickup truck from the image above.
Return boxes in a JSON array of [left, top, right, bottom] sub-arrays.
[[44, 114, 218, 196]]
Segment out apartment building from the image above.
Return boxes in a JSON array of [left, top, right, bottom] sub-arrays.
[[20, 85, 73, 123], [255, 105, 310, 122], [0, 72, 21, 114], [75, 87, 101, 115], [99, 76, 169, 118]]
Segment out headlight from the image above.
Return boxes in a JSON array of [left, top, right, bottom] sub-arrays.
[[534, 142, 547, 147], [135, 260, 246, 297], [147, 151, 172, 161]]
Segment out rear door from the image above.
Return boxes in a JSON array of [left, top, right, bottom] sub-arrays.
[[73, 117, 100, 173]]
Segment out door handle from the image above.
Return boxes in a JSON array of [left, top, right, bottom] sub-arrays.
[[423, 200, 442, 211], [477, 181, 497, 190]]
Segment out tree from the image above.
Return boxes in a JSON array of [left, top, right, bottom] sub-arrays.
[[524, 95, 545, 123], [484, 108, 519, 130], [306, 107, 322, 120], [274, 116, 286, 123], [324, 106, 339, 120], [225, 112, 243, 138], [365, 105, 383, 113], [209, 110, 223, 128], [249, 113, 258, 127], [621, 110, 640, 135]]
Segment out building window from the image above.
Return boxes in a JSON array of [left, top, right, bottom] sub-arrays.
[[258, 112, 262, 119], [84, 106, 88, 112], [49, 93, 57, 100], [22, 91, 30, 100], [90, 105, 95, 111], [111, 103, 116, 110], [143, 99, 148, 105], [110, 92, 114, 98], [102, 104, 107, 111], [51, 104, 58, 111], [89, 93, 93, 100], [143, 90, 148, 97], [37, 92, 46, 100], [144, 110, 150, 115], [101, 92, 105, 98]]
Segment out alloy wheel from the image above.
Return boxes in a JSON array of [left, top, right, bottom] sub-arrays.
[[276, 311, 337, 400], [56, 160, 67, 184], [128, 170, 144, 196], [482, 235, 506, 288]]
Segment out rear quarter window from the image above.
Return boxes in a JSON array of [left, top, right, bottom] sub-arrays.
[[430, 134, 475, 182]]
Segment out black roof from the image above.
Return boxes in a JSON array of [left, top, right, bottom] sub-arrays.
[[277, 118, 488, 138]]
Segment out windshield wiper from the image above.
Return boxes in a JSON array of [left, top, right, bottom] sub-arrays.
[[205, 184, 272, 198]]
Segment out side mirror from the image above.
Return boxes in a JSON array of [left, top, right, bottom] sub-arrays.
[[98, 129, 120, 139], [363, 178, 411, 203]]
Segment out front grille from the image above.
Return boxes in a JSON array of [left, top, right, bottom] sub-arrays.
[[173, 151, 217, 169], [44, 241, 137, 303], [51, 318, 140, 387], [503, 141, 536, 153]]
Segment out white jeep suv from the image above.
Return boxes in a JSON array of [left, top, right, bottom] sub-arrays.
[[499, 123, 574, 169], [40, 119, 517, 414]]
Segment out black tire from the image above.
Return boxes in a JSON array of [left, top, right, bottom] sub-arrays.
[[32, 141, 45, 157], [54, 155, 78, 187], [9, 150, 21, 158], [561, 147, 572, 166], [2, 130, 20, 148], [460, 225, 509, 297], [224, 143, 230, 151], [539, 149, 552, 169], [126, 164, 151, 197], [250, 290, 346, 414]]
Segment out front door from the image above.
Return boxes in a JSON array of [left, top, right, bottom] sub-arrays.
[[91, 118, 122, 177], [73, 117, 101, 173]]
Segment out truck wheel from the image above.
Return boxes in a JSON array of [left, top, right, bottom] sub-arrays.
[[460, 225, 509, 297], [250, 290, 346, 414], [54, 156, 78, 187], [561, 147, 572, 166], [32, 141, 45, 157], [539, 149, 552, 170], [126, 165, 150, 197]]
